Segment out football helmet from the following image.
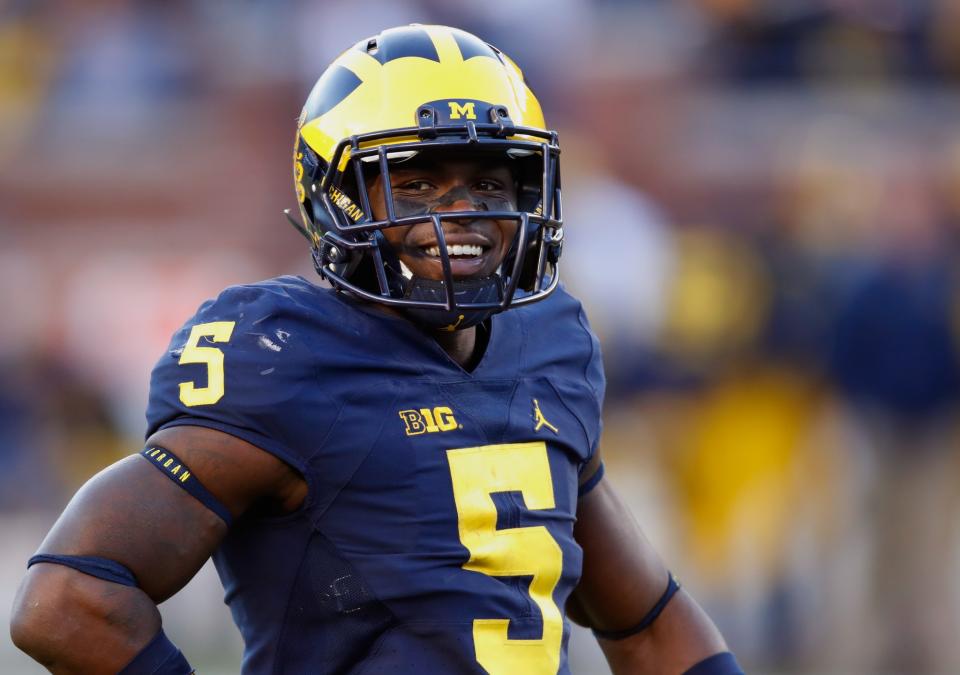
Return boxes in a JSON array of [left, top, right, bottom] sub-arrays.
[[291, 24, 562, 330]]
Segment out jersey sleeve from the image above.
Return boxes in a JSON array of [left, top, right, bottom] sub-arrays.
[[145, 282, 337, 473], [527, 285, 607, 469], [576, 302, 606, 462]]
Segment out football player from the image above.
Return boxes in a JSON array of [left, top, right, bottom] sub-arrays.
[[11, 25, 743, 675]]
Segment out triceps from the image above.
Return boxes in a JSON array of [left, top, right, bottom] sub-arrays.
[[36, 454, 227, 602], [572, 479, 670, 632]]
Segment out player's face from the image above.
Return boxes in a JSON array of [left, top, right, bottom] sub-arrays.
[[367, 155, 519, 280]]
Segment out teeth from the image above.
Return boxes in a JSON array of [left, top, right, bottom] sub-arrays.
[[424, 244, 484, 258]]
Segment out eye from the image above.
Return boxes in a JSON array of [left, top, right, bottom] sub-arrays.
[[395, 179, 435, 192], [474, 179, 504, 192]]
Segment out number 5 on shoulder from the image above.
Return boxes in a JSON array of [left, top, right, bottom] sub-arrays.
[[178, 321, 235, 407]]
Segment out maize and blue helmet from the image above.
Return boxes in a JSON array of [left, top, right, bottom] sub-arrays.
[[292, 25, 563, 330]]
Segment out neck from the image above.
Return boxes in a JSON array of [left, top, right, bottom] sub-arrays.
[[351, 296, 488, 369], [432, 325, 478, 369]]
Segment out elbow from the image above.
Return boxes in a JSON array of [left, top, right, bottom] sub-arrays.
[[11, 563, 160, 668], [10, 565, 70, 665]]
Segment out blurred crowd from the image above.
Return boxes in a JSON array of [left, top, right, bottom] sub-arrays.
[[4, 1, 960, 673]]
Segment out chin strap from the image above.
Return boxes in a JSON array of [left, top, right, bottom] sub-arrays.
[[400, 274, 504, 331]]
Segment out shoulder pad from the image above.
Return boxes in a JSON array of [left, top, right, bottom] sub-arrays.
[[145, 277, 339, 470]]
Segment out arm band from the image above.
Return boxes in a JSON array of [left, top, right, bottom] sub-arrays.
[[119, 628, 194, 675], [578, 461, 605, 497], [28, 554, 138, 587], [140, 446, 232, 526], [592, 572, 680, 641], [682, 652, 744, 675]]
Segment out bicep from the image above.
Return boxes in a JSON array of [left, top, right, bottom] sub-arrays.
[[571, 468, 669, 632], [13, 426, 303, 672], [36, 424, 303, 601], [571, 454, 728, 672]]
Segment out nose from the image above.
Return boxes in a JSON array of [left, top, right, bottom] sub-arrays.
[[434, 198, 474, 213], [431, 185, 484, 214]]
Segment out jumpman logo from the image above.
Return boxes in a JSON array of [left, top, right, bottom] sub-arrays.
[[441, 314, 465, 332], [532, 399, 559, 434]]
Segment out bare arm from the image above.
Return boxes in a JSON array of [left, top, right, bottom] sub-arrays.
[[10, 425, 305, 674], [570, 451, 729, 674]]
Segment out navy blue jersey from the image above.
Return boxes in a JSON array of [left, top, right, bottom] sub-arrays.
[[146, 276, 605, 675]]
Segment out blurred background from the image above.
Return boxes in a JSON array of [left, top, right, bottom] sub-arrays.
[[3, 0, 960, 673]]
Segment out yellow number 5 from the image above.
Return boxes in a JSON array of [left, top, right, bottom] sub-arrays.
[[447, 442, 564, 675], [178, 321, 235, 407]]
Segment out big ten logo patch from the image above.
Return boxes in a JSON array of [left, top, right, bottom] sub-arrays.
[[399, 406, 460, 436]]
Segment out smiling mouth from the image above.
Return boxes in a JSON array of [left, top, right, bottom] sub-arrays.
[[421, 243, 489, 259]]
